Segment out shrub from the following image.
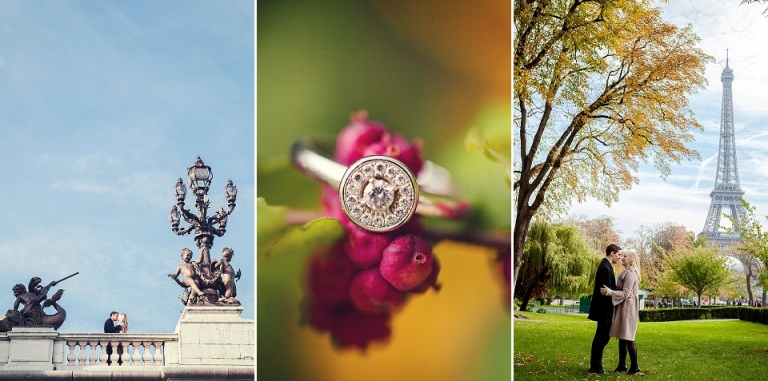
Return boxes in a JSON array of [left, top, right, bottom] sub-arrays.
[[536, 296, 553, 305], [536, 308, 547, 314], [737, 307, 768, 324], [640, 307, 749, 322]]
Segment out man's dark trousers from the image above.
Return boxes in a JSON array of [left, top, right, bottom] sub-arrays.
[[104, 317, 120, 365], [590, 320, 611, 371], [588, 257, 616, 372]]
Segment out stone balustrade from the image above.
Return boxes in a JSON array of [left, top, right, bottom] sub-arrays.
[[0, 307, 253, 380], [56, 333, 178, 367], [1, 330, 179, 370]]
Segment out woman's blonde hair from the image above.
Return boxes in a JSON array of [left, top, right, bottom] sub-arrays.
[[623, 250, 641, 282], [117, 313, 129, 333]]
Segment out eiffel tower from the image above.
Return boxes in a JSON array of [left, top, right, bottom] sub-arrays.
[[700, 52, 748, 246]]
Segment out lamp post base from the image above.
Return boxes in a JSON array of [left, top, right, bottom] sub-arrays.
[[173, 306, 253, 367], [181, 289, 240, 307]]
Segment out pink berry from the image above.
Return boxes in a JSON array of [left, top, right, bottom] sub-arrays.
[[360, 133, 423, 175], [304, 301, 392, 350], [329, 306, 391, 350], [306, 245, 356, 305], [334, 111, 424, 174], [410, 256, 441, 294], [303, 301, 334, 330], [398, 216, 424, 236], [343, 224, 393, 268], [380, 235, 434, 291], [321, 185, 346, 221], [304, 112, 441, 349], [349, 269, 406, 314], [334, 111, 388, 166]]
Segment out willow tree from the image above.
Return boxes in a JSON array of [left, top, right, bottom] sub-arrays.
[[515, 220, 597, 311], [513, 0, 711, 286]]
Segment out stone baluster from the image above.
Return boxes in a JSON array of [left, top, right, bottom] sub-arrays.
[[57, 334, 175, 367], [99, 340, 109, 365], [88, 340, 99, 365], [120, 340, 130, 365], [109, 340, 119, 366], [132, 341, 142, 365], [77, 341, 87, 365], [152, 341, 163, 365], [66, 341, 77, 365], [142, 341, 153, 365]]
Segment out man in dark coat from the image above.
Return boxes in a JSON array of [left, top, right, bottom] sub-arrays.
[[588, 244, 621, 374], [104, 311, 121, 365], [104, 311, 121, 333]]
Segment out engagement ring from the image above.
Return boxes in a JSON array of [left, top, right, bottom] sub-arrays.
[[291, 140, 467, 232]]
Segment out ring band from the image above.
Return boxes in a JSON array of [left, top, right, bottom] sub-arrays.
[[291, 140, 467, 232]]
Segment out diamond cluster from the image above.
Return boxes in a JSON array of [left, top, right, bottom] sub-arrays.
[[340, 157, 417, 232]]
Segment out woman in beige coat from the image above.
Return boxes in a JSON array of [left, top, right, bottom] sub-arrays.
[[600, 251, 641, 375]]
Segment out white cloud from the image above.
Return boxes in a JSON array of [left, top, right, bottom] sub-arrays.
[[692, 152, 717, 191]]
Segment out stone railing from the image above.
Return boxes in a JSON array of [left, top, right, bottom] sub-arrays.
[[0, 307, 252, 379], [55, 333, 178, 367]]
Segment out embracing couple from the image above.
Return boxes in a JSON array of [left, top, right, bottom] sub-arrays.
[[588, 244, 642, 375]]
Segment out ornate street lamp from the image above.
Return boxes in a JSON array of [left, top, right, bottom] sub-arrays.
[[169, 156, 237, 271], [188, 157, 213, 198]]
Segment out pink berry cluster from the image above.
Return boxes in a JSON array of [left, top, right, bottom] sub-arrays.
[[303, 112, 441, 350]]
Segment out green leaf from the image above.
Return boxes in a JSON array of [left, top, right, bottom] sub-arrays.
[[257, 197, 288, 247], [431, 103, 511, 230], [464, 104, 511, 187], [257, 157, 322, 209], [258, 209, 346, 259]]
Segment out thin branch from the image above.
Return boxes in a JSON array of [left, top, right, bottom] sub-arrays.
[[283, 209, 510, 249]]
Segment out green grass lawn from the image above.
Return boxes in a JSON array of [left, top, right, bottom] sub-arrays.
[[514, 311, 768, 380]]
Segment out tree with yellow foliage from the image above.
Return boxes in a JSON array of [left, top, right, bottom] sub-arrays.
[[513, 0, 711, 286]]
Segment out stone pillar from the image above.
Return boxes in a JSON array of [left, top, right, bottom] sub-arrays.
[[4, 327, 58, 370], [51, 339, 66, 368], [174, 307, 254, 367], [0, 332, 9, 366]]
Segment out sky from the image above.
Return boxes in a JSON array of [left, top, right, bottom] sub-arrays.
[[569, 0, 768, 242], [0, 1, 254, 333], [1, 0, 762, 338]]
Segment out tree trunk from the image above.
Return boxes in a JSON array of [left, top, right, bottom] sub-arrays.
[[513, 205, 532, 292], [519, 283, 536, 311], [746, 272, 754, 302], [518, 265, 550, 312], [762, 289, 766, 306]]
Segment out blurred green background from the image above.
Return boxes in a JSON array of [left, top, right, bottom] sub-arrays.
[[257, 0, 511, 379]]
